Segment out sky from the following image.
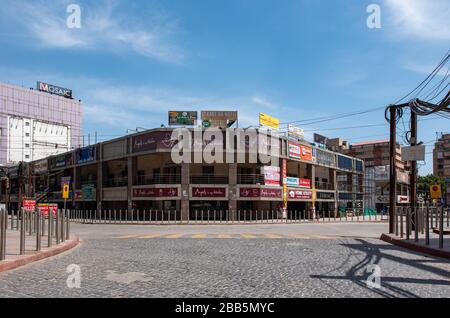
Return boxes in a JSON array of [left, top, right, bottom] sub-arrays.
[[0, 0, 449, 175]]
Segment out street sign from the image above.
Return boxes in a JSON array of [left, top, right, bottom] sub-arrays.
[[23, 200, 36, 212], [62, 184, 70, 200], [430, 184, 442, 199], [401, 145, 425, 161]]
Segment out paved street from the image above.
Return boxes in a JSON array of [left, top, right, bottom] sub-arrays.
[[0, 222, 449, 298]]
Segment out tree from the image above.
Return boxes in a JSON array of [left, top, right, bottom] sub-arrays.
[[417, 174, 445, 201]]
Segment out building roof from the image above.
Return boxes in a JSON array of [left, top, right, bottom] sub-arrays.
[[351, 140, 390, 147]]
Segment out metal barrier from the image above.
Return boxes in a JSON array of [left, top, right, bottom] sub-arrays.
[[67, 208, 389, 225], [394, 205, 449, 249], [0, 208, 71, 261]]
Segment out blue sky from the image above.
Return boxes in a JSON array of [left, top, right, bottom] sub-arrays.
[[0, 0, 449, 175]]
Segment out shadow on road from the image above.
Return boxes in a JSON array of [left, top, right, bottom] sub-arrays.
[[310, 239, 450, 298]]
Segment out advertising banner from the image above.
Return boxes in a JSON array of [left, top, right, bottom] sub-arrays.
[[286, 177, 311, 188], [313, 133, 328, 145], [288, 124, 304, 140], [168, 111, 198, 126], [262, 166, 280, 186], [259, 113, 279, 129], [288, 142, 313, 161], [282, 159, 287, 209], [201, 111, 238, 128]]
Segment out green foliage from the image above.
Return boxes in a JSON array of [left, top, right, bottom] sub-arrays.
[[417, 174, 445, 193]]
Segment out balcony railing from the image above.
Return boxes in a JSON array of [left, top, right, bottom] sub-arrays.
[[136, 174, 181, 185], [237, 174, 265, 185], [104, 177, 128, 188], [315, 182, 334, 191], [190, 175, 229, 184]]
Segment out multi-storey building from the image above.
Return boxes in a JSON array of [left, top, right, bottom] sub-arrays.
[[0, 82, 82, 166], [433, 133, 450, 204], [340, 140, 410, 212], [1, 128, 364, 220]]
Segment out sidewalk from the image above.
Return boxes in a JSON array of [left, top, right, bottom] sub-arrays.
[[381, 230, 450, 259], [0, 228, 79, 272]]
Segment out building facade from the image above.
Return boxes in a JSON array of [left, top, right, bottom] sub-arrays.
[[1, 128, 364, 220], [340, 140, 410, 212], [0, 82, 82, 166], [433, 133, 450, 204]]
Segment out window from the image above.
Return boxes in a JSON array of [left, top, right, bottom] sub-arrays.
[[202, 166, 214, 175], [25, 133, 30, 137], [25, 143, 30, 148], [25, 122, 30, 126], [25, 155, 30, 159]]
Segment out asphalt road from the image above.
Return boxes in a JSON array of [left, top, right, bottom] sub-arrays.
[[0, 222, 449, 298]]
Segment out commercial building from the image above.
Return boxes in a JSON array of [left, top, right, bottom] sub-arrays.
[[1, 128, 364, 220], [340, 140, 410, 212], [0, 82, 82, 166], [433, 133, 450, 204]]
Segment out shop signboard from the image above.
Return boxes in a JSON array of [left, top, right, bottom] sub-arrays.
[[337, 155, 353, 170], [397, 195, 410, 204], [81, 184, 96, 200], [192, 187, 227, 198], [314, 148, 336, 167], [33, 159, 48, 174], [288, 142, 313, 162], [288, 189, 313, 200], [133, 187, 179, 198], [49, 153, 73, 169], [239, 188, 282, 199], [132, 131, 179, 153], [286, 177, 311, 188], [316, 192, 335, 200]]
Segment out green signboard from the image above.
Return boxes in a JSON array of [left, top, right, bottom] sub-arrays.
[[168, 111, 198, 126]]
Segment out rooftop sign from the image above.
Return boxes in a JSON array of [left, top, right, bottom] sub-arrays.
[[37, 82, 73, 99]]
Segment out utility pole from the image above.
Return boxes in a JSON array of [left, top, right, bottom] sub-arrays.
[[389, 106, 397, 234], [410, 112, 417, 229]]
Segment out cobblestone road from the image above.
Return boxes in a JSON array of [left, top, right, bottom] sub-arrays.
[[0, 223, 449, 298]]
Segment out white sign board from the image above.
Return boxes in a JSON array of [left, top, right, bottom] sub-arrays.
[[402, 145, 425, 161]]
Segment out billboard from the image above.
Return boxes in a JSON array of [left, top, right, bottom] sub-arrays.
[[37, 81, 73, 99], [314, 133, 328, 145], [259, 113, 279, 129], [286, 177, 311, 188], [288, 142, 313, 161], [288, 124, 304, 140], [168, 111, 198, 126], [76, 146, 96, 164], [201, 111, 238, 128], [132, 131, 179, 153]]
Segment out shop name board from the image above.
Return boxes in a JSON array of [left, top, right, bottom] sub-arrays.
[[288, 189, 313, 200], [76, 146, 96, 164], [397, 195, 410, 204], [132, 131, 179, 153], [50, 153, 73, 169], [239, 187, 282, 199], [133, 187, 179, 198], [316, 192, 335, 200], [192, 187, 227, 198], [168, 111, 198, 126], [37, 81, 73, 99], [33, 159, 48, 173], [288, 142, 313, 162]]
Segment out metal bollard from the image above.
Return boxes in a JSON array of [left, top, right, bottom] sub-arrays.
[[439, 206, 444, 249], [20, 209, 25, 255], [61, 209, 66, 243], [0, 210, 6, 261], [36, 208, 41, 252], [55, 209, 60, 245], [48, 209, 53, 247], [425, 204, 430, 246], [66, 209, 70, 241], [414, 207, 419, 242]]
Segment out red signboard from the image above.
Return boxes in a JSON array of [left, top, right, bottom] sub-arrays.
[[132, 132, 179, 153], [262, 166, 280, 186], [288, 189, 313, 200], [23, 200, 36, 212], [299, 178, 311, 188], [239, 188, 282, 199], [192, 187, 227, 198], [133, 187, 179, 198], [38, 204, 58, 217]]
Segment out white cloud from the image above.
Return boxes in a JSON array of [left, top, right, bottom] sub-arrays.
[[0, 0, 184, 63], [384, 0, 450, 40]]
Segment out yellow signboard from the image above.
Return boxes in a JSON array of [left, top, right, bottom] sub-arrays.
[[62, 184, 70, 200], [430, 184, 442, 199], [259, 113, 279, 129]]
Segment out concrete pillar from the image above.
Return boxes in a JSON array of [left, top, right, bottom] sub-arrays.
[[181, 163, 190, 221], [309, 164, 316, 219], [96, 161, 103, 213], [127, 156, 133, 213], [332, 169, 338, 216], [72, 166, 77, 209], [228, 163, 237, 221]]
